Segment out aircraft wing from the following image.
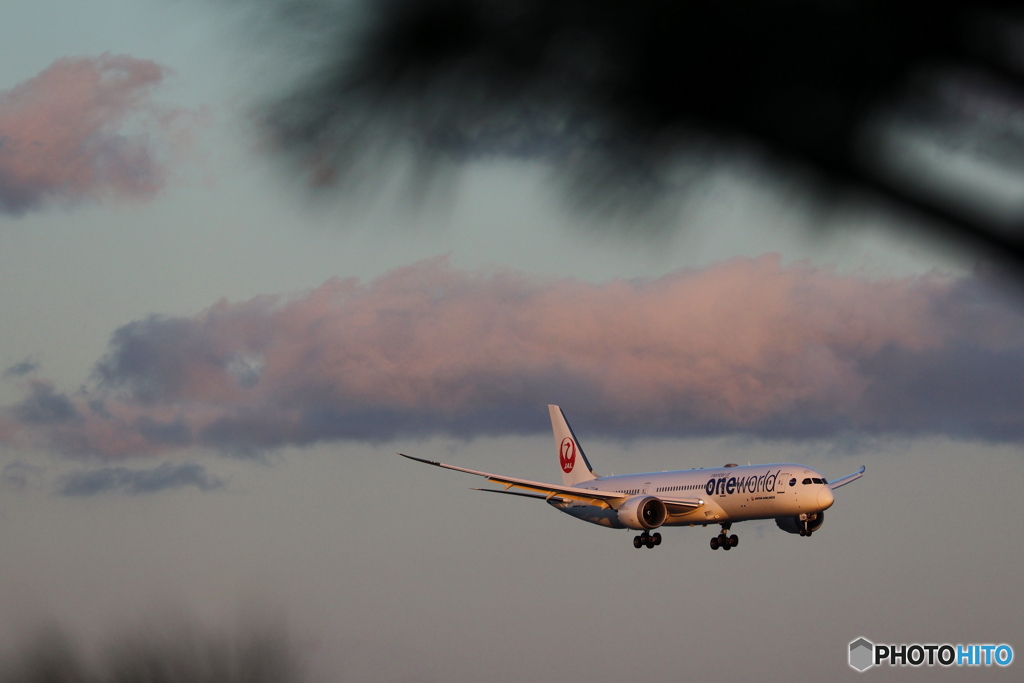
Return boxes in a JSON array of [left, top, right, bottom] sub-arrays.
[[828, 465, 865, 490], [400, 453, 625, 509], [473, 487, 705, 516], [472, 488, 555, 500]]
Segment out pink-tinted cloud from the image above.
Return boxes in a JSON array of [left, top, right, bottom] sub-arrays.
[[4, 255, 1024, 458], [0, 54, 198, 214]]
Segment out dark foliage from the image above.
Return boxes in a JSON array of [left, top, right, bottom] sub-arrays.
[[263, 0, 1024, 267]]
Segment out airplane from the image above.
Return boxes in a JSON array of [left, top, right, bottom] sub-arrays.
[[401, 404, 865, 550]]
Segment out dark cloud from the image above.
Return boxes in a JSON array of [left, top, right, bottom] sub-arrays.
[[257, 0, 1024, 269], [134, 416, 193, 446], [13, 382, 80, 425], [57, 462, 224, 496], [855, 341, 1024, 440], [3, 358, 38, 378], [3, 258, 1024, 456], [93, 315, 232, 404]]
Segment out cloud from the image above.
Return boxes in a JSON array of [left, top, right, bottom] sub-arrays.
[[3, 358, 38, 377], [13, 381, 81, 425], [0, 54, 201, 215], [2, 255, 1024, 457], [57, 462, 224, 496]]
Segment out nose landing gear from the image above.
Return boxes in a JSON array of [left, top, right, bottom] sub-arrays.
[[632, 530, 662, 548], [709, 524, 738, 550]]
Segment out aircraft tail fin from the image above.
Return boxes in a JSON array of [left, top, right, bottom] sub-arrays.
[[548, 405, 598, 486]]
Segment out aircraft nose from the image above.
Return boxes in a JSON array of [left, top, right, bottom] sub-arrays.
[[817, 485, 834, 509]]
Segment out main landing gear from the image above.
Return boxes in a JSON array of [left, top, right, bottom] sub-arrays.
[[632, 531, 662, 549], [709, 523, 738, 551]]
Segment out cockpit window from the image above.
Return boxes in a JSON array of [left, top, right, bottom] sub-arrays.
[[812, 477, 825, 484], [802, 478, 812, 485]]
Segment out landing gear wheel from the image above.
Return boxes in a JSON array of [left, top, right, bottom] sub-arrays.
[[806, 531, 812, 537], [710, 536, 720, 550], [633, 536, 643, 548], [799, 529, 806, 536], [729, 534, 738, 547], [653, 532, 662, 546], [645, 537, 655, 549]]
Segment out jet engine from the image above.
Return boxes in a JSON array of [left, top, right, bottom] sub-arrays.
[[775, 512, 824, 535], [616, 495, 667, 530]]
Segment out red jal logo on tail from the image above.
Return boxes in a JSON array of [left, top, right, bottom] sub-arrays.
[[559, 437, 577, 473]]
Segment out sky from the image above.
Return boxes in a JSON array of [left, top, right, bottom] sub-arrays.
[[1, 1, 1023, 681]]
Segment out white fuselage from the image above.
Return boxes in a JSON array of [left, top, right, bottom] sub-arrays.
[[550, 463, 835, 528]]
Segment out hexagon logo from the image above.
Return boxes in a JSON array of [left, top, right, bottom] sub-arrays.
[[849, 637, 874, 672]]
